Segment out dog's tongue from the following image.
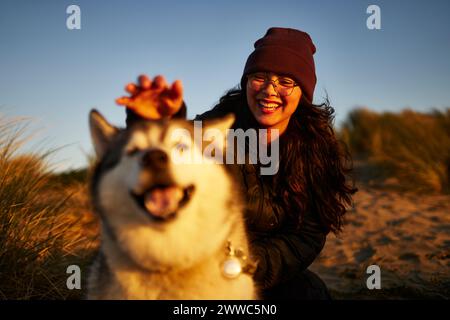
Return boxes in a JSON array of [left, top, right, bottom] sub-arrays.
[[144, 187, 183, 218]]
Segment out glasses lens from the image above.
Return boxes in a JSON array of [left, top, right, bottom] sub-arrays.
[[276, 86, 293, 96], [276, 78, 295, 96], [248, 75, 295, 96]]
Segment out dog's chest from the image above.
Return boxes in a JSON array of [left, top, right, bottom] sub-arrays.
[[114, 263, 255, 300]]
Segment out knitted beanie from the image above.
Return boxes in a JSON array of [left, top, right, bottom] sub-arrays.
[[241, 27, 317, 103]]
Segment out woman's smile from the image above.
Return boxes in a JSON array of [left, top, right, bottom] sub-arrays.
[[258, 99, 283, 113]]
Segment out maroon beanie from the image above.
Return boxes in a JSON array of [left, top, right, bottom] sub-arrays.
[[241, 27, 317, 103]]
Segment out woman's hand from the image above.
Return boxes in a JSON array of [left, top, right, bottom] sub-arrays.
[[116, 75, 184, 120]]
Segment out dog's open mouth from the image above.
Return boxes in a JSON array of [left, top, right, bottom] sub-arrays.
[[131, 184, 195, 222]]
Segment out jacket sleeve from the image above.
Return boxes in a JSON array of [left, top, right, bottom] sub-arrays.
[[248, 184, 328, 289]]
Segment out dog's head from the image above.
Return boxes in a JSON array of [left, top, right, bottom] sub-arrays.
[[89, 110, 240, 270]]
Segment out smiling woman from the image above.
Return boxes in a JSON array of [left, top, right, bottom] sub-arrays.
[[120, 27, 357, 300], [245, 72, 302, 134]]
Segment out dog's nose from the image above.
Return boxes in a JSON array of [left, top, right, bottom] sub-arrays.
[[141, 149, 169, 169]]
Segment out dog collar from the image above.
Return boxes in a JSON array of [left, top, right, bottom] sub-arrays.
[[221, 240, 257, 279]]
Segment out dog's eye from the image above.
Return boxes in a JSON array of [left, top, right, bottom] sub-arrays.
[[170, 140, 192, 163], [126, 147, 140, 156], [174, 142, 189, 154]]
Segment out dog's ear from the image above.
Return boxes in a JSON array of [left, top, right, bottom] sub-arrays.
[[89, 109, 119, 158], [203, 113, 235, 137]]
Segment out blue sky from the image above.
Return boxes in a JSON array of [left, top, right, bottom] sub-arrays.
[[1, 0, 449, 171]]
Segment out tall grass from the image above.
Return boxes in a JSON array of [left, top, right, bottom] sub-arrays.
[[0, 116, 97, 299], [340, 108, 450, 193]]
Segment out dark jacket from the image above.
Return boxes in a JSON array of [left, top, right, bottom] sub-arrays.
[[126, 101, 328, 292]]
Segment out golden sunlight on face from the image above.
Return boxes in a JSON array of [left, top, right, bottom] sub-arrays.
[[246, 72, 302, 134]]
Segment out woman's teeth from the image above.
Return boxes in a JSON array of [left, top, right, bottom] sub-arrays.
[[259, 101, 281, 110]]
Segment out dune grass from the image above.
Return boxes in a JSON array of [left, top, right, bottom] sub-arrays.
[[340, 108, 450, 194], [0, 116, 97, 300]]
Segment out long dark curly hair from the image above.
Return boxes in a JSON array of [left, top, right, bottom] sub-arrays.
[[212, 86, 357, 234]]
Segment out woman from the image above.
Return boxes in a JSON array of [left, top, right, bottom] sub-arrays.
[[117, 27, 356, 299]]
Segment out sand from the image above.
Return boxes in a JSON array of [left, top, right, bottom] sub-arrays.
[[310, 187, 450, 299]]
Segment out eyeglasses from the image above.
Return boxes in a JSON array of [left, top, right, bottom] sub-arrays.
[[247, 73, 298, 97]]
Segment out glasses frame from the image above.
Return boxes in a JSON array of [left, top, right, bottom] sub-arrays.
[[247, 73, 299, 97]]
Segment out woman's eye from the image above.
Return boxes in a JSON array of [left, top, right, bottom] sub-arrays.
[[253, 75, 266, 82], [279, 79, 294, 87]]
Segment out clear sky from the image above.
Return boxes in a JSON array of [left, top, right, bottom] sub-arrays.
[[1, 0, 449, 171]]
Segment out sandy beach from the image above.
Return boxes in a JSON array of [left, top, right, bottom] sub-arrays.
[[310, 187, 450, 299]]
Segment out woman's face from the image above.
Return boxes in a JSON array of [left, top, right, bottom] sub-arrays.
[[246, 72, 302, 133]]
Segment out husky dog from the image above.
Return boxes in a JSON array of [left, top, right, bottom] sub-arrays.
[[87, 110, 257, 300]]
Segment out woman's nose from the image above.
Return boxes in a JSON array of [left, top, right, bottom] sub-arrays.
[[261, 81, 278, 96]]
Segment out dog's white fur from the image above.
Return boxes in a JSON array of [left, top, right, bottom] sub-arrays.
[[87, 110, 257, 299]]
